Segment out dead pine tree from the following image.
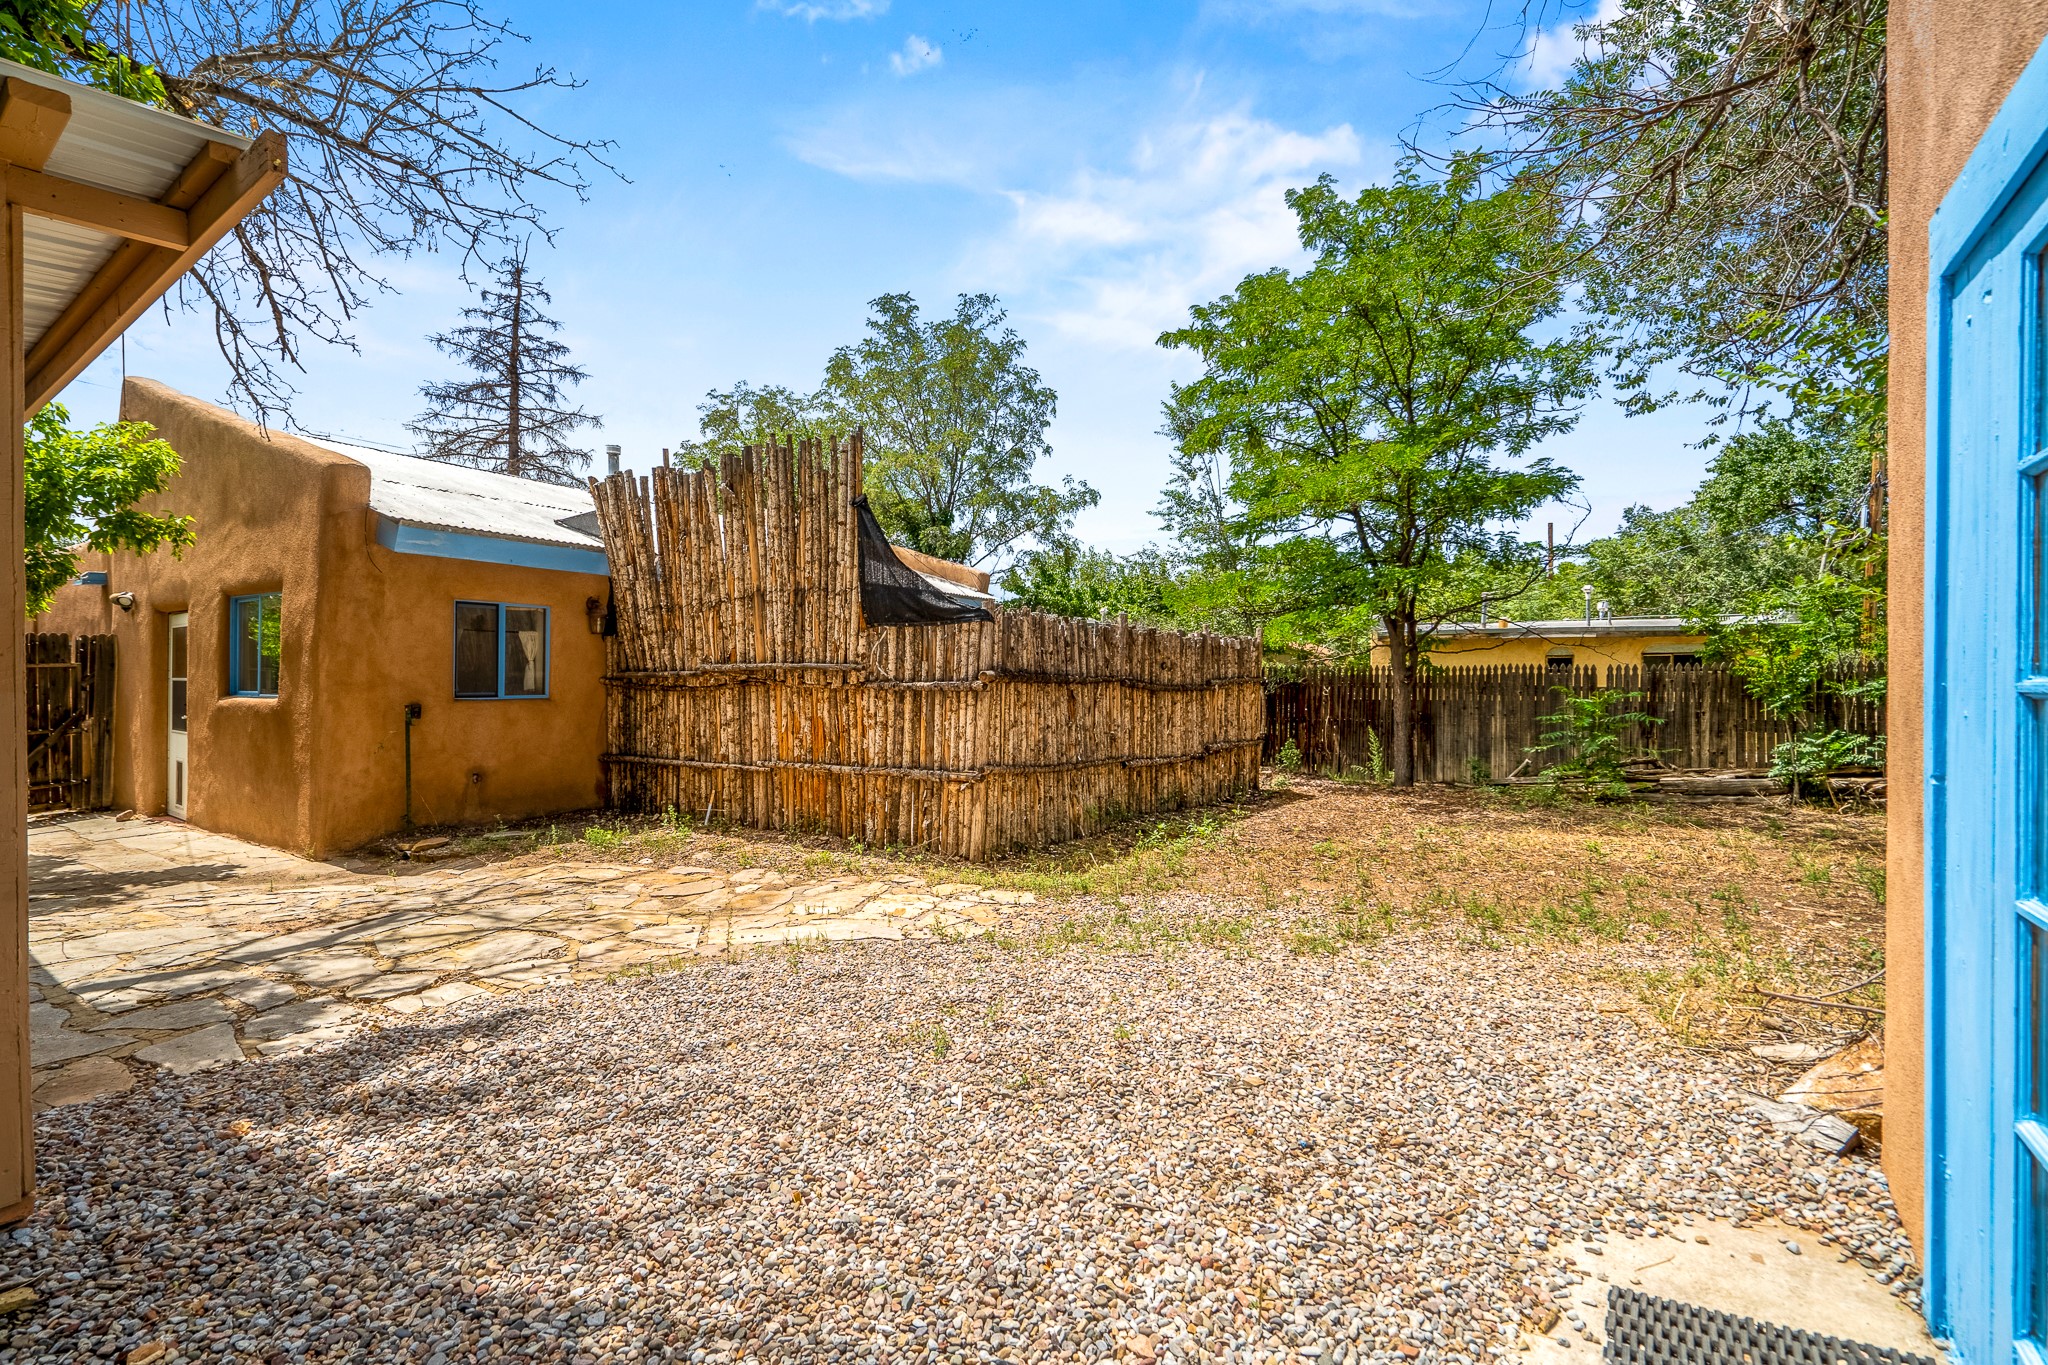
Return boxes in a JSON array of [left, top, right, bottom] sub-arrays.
[[410, 247, 599, 485]]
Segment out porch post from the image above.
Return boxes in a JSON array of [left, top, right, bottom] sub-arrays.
[[0, 185, 28, 1222]]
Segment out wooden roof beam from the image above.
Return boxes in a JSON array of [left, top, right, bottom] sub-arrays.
[[5, 166, 189, 248], [0, 81, 70, 172], [23, 141, 235, 391], [24, 131, 284, 414]]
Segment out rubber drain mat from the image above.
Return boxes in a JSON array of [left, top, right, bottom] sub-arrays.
[[1602, 1286, 1939, 1365]]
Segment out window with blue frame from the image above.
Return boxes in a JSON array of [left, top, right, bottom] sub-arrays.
[[228, 593, 282, 696], [454, 601, 549, 699]]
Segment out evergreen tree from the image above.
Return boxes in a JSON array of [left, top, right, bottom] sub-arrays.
[[410, 249, 599, 485]]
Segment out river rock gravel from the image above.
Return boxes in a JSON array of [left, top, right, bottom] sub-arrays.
[[4, 926, 1919, 1364]]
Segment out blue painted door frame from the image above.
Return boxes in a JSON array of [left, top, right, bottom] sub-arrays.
[[1928, 34, 2048, 1365]]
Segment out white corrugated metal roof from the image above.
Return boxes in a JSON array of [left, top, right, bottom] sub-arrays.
[[0, 57, 253, 351], [917, 569, 994, 603], [308, 436, 604, 553]]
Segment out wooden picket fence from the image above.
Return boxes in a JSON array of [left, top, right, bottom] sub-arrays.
[[591, 435, 1264, 859], [1263, 661, 1885, 782], [26, 632, 115, 812]]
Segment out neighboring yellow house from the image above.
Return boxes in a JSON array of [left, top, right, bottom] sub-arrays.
[[1369, 616, 1711, 670]]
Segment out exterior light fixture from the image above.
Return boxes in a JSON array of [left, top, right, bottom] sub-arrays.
[[109, 591, 135, 612]]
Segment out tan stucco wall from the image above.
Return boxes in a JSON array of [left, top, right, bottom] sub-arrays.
[[38, 380, 357, 852], [310, 536, 608, 853], [36, 378, 606, 856], [1369, 631, 1707, 671], [1888, 2, 2048, 1252]]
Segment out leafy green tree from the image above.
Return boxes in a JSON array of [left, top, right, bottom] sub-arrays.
[[999, 545, 1176, 623], [821, 293, 1095, 569], [0, 0, 166, 103], [679, 381, 835, 463], [1150, 432, 1283, 637], [1698, 529, 1885, 790], [1160, 157, 1597, 784], [25, 405, 191, 617]]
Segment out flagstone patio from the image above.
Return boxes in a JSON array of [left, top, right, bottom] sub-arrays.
[[28, 813, 1017, 1108]]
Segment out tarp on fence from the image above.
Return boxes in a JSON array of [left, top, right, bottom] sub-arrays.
[[854, 496, 994, 626]]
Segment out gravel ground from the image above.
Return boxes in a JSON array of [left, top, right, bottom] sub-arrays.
[[5, 919, 1919, 1365]]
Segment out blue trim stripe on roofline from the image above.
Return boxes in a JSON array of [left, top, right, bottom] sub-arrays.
[[374, 513, 609, 576]]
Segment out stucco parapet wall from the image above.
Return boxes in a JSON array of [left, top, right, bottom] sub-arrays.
[[122, 378, 373, 505]]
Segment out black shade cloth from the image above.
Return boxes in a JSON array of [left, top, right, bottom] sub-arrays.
[[855, 496, 994, 626]]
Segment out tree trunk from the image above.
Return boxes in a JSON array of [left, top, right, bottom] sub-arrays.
[[505, 259, 524, 478], [1388, 614, 1416, 787]]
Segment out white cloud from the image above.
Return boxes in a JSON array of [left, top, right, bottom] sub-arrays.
[[888, 34, 942, 77], [980, 108, 1370, 350], [788, 83, 1377, 348], [1521, 0, 1622, 88], [758, 0, 887, 20]]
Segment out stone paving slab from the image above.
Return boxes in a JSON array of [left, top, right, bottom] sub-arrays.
[[28, 814, 1025, 1107]]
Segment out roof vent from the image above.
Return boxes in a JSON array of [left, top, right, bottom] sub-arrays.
[[605, 444, 621, 476]]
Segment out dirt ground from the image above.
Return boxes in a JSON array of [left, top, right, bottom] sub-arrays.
[[11, 778, 1918, 1365], [376, 775, 1888, 1055]]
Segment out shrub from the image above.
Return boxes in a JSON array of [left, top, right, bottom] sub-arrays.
[[1529, 688, 1662, 789]]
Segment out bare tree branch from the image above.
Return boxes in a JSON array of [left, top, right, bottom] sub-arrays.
[[95, 0, 619, 421], [1435, 0, 1885, 399]]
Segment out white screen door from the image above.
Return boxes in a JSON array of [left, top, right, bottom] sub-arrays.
[[166, 612, 188, 819]]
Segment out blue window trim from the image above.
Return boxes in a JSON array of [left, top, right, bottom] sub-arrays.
[[227, 592, 281, 697], [452, 600, 550, 701]]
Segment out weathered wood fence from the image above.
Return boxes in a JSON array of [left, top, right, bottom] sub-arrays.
[[1264, 661, 1885, 782], [592, 437, 1263, 859], [26, 632, 115, 812]]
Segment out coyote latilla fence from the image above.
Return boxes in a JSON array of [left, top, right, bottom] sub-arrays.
[[591, 436, 1264, 859], [25, 632, 115, 812], [1264, 661, 1885, 782]]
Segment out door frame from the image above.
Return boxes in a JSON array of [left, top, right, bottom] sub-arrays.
[[1927, 34, 2048, 1362], [165, 610, 187, 821]]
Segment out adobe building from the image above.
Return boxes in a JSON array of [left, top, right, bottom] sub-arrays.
[[37, 378, 613, 856]]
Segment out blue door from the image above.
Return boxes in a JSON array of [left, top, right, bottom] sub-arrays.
[[1929, 37, 2048, 1365]]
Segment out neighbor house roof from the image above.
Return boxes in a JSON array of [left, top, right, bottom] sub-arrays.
[[309, 436, 609, 576], [1412, 614, 1787, 642]]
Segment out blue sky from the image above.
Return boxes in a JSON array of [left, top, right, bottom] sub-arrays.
[[61, 0, 1719, 557]]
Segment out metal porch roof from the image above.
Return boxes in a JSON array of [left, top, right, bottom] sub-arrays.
[[0, 57, 254, 353]]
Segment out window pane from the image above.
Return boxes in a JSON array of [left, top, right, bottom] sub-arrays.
[[2031, 1151, 2048, 1340], [2039, 700, 2048, 899], [2036, 472, 2048, 674], [503, 607, 547, 697], [233, 598, 261, 694], [256, 594, 282, 694], [168, 621, 186, 680], [2033, 917, 2048, 1120], [169, 679, 187, 734], [454, 603, 500, 697]]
